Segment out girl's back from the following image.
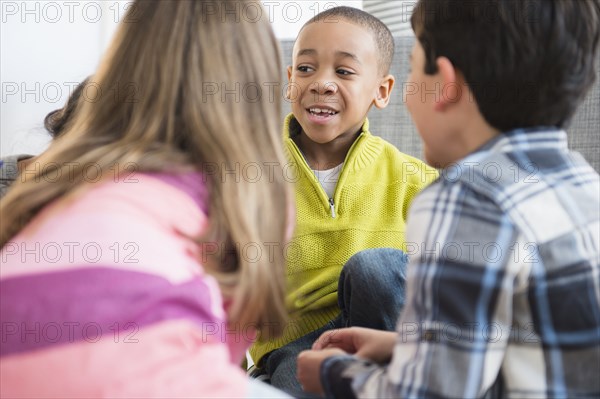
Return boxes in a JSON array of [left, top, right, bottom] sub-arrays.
[[0, 1, 292, 397]]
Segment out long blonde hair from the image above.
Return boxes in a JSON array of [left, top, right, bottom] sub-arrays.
[[0, 0, 291, 338]]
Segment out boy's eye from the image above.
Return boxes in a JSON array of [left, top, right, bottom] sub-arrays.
[[297, 65, 314, 73], [336, 69, 354, 76]]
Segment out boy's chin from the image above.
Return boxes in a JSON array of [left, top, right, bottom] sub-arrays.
[[296, 123, 337, 142]]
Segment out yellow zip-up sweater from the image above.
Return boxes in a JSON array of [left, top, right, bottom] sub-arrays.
[[250, 114, 438, 365]]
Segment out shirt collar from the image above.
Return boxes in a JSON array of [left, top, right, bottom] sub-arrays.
[[460, 126, 568, 165]]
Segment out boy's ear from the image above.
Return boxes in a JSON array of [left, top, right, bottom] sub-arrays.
[[374, 74, 395, 109], [434, 57, 461, 112]]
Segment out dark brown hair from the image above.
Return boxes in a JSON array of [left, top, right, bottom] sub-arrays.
[[411, 0, 600, 131], [43, 78, 89, 138]]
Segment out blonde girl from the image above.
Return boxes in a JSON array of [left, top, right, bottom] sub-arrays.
[[0, 1, 291, 397]]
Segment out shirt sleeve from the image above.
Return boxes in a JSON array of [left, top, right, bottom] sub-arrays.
[[324, 180, 520, 398]]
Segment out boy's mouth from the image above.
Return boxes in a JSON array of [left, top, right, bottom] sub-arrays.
[[306, 107, 339, 123]]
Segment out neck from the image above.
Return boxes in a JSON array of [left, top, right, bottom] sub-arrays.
[[439, 115, 500, 168], [461, 115, 500, 156], [294, 130, 359, 171]]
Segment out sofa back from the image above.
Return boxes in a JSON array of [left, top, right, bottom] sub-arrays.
[[280, 36, 600, 172]]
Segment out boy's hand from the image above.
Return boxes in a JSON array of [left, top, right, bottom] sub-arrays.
[[297, 348, 347, 395], [313, 327, 397, 364]]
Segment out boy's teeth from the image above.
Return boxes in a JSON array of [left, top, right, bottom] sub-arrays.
[[309, 108, 336, 115]]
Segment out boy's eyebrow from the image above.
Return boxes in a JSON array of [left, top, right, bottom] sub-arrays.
[[336, 51, 361, 65], [295, 49, 361, 65], [296, 48, 317, 58]]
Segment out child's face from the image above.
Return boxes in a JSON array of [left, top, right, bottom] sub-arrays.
[[407, 40, 500, 168], [288, 20, 386, 145]]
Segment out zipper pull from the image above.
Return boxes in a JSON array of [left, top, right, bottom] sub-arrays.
[[329, 198, 336, 218]]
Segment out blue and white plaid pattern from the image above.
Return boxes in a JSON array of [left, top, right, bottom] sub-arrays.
[[324, 128, 600, 398]]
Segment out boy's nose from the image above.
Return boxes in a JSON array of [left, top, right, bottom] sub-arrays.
[[309, 81, 338, 95]]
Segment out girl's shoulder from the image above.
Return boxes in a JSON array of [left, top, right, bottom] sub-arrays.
[[73, 171, 209, 228], [3, 171, 211, 283], [140, 171, 209, 215]]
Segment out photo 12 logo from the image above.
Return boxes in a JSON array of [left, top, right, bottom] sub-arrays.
[[2, 1, 106, 24], [1, 321, 139, 345], [1, 241, 140, 264]]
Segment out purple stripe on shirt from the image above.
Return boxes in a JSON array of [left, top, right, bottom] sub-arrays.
[[0, 267, 222, 357]]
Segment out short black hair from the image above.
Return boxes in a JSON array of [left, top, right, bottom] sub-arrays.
[[303, 6, 394, 75], [44, 77, 89, 138], [411, 0, 600, 131]]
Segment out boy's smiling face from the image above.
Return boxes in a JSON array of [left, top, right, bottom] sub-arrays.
[[288, 19, 392, 147]]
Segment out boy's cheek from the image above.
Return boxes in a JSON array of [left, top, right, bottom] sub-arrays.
[[287, 83, 303, 102], [404, 97, 416, 119]]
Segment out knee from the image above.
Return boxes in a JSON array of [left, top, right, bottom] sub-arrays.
[[342, 248, 408, 282]]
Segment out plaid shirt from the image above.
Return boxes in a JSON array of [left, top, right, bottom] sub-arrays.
[[322, 128, 600, 399]]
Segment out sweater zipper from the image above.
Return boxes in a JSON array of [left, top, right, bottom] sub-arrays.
[[288, 140, 336, 217], [329, 198, 336, 218], [287, 131, 365, 219], [326, 132, 365, 219]]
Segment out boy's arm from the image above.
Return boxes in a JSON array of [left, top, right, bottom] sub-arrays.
[[320, 181, 519, 398]]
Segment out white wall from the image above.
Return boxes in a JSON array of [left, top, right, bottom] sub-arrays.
[[0, 0, 126, 156], [0, 1, 360, 156], [266, 0, 361, 39]]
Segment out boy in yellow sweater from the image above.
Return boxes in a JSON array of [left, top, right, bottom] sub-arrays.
[[249, 6, 437, 396]]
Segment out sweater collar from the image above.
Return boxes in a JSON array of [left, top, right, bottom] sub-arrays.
[[283, 113, 382, 173]]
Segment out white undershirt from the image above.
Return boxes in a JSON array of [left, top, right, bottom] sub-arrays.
[[313, 163, 343, 198]]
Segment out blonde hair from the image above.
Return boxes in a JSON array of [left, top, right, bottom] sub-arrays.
[[0, 0, 291, 338]]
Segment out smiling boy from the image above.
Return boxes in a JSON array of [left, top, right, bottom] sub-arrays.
[[249, 6, 437, 396]]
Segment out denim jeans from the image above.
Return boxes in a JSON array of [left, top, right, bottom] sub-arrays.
[[255, 248, 409, 398]]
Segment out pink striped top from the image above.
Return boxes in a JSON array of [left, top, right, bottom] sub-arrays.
[[0, 173, 250, 398]]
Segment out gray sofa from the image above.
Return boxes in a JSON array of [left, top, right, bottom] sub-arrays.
[[280, 36, 600, 172]]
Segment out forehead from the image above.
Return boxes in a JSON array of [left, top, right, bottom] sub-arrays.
[[293, 19, 377, 62]]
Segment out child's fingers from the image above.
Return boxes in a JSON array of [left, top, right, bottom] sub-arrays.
[[312, 329, 339, 350], [313, 328, 357, 352]]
